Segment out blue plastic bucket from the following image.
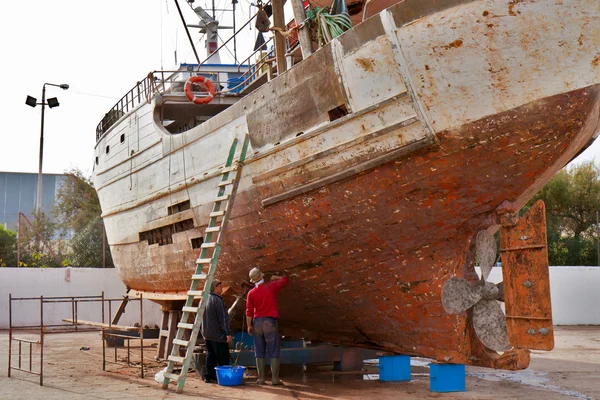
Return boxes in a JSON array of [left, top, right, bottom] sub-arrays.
[[215, 365, 245, 386]]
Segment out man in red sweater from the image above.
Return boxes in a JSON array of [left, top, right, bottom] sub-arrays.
[[246, 267, 289, 385]]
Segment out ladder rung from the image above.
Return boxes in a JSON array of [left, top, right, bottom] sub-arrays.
[[192, 273, 207, 280], [177, 322, 194, 330], [201, 242, 216, 249], [163, 372, 180, 382], [209, 210, 225, 217], [168, 355, 185, 364], [205, 226, 221, 232], [182, 306, 198, 313], [218, 179, 234, 187], [214, 194, 230, 202], [187, 290, 204, 297], [196, 258, 212, 264], [173, 338, 190, 346]]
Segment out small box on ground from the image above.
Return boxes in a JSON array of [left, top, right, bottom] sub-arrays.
[[379, 355, 411, 381], [429, 363, 466, 392]]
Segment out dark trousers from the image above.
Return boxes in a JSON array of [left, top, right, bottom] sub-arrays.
[[205, 340, 230, 381], [252, 317, 280, 359]]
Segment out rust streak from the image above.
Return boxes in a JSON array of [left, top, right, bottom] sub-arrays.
[[508, 0, 525, 16], [355, 57, 375, 72], [444, 39, 463, 50]]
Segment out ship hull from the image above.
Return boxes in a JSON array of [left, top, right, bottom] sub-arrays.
[[93, 0, 600, 368]]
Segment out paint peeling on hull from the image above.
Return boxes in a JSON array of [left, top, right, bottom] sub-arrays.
[[112, 85, 599, 368], [93, 0, 600, 369]]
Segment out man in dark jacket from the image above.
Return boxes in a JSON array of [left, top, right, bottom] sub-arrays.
[[201, 280, 232, 383]]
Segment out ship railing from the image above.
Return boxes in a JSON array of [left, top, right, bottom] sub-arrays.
[[221, 39, 276, 95], [95, 66, 247, 140]]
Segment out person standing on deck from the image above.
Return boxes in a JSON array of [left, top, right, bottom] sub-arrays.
[[201, 280, 232, 383], [246, 267, 289, 385]]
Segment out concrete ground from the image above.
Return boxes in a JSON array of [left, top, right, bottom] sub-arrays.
[[0, 326, 598, 400]]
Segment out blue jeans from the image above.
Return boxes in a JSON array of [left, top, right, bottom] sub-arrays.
[[252, 317, 280, 359]]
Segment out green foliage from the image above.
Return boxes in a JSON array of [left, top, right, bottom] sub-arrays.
[[53, 168, 113, 268], [0, 225, 17, 266], [16, 211, 64, 268], [528, 161, 600, 266]]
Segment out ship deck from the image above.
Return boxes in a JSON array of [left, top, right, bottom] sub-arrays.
[[1, 326, 598, 399]]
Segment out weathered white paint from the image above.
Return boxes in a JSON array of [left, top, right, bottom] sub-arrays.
[[91, 0, 600, 297], [479, 266, 600, 325], [396, 0, 600, 132], [0, 268, 161, 329]]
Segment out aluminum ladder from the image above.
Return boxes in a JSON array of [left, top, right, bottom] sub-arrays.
[[161, 135, 249, 392]]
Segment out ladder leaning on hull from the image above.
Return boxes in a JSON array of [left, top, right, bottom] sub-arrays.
[[161, 135, 250, 393]]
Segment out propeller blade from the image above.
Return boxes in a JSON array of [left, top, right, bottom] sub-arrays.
[[476, 230, 497, 281], [442, 277, 483, 314], [473, 299, 510, 352], [496, 281, 504, 302]]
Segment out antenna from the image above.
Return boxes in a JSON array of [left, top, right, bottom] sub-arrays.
[[185, 0, 238, 64]]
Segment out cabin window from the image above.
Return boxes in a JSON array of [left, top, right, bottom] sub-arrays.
[[95, 156, 99, 165], [168, 200, 191, 215], [106, 145, 110, 154], [120, 134, 125, 143], [139, 218, 195, 246]]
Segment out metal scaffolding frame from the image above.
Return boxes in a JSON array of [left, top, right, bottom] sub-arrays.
[[7, 292, 147, 385]]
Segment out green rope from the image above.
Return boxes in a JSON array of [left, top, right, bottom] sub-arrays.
[[307, 5, 352, 47]]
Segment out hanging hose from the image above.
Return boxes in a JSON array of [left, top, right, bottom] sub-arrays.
[[306, 0, 353, 48]]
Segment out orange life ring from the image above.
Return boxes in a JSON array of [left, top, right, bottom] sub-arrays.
[[184, 76, 215, 105]]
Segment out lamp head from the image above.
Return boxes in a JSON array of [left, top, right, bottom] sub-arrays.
[[59, 84, 69, 90], [25, 95, 37, 108], [47, 97, 60, 108]]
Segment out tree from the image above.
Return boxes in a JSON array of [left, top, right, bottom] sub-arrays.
[[528, 161, 600, 266], [17, 211, 64, 268], [53, 168, 113, 268], [0, 225, 17, 267]]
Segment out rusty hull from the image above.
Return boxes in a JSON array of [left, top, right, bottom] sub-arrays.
[[215, 85, 600, 369], [93, 0, 600, 370]]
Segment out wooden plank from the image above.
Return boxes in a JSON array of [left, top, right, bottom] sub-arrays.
[[127, 289, 187, 301], [253, 113, 417, 184], [290, 0, 314, 58], [111, 297, 129, 325], [262, 136, 433, 207], [62, 318, 138, 332], [272, 0, 288, 73]]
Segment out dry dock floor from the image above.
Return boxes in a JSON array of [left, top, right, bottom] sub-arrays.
[[0, 326, 598, 400]]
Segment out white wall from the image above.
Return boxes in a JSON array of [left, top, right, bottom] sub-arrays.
[[0, 268, 161, 329], [480, 266, 600, 325], [1, 267, 599, 329]]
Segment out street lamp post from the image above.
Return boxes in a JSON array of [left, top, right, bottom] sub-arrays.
[[26, 83, 69, 214]]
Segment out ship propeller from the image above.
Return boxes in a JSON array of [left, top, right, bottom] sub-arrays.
[[441, 230, 510, 352]]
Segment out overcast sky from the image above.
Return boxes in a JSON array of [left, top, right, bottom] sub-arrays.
[[1, 0, 598, 178], [0, 0, 257, 177]]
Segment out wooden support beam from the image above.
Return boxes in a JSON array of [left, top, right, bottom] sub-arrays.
[[290, 0, 314, 58], [62, 318, 139, 332], [111, 297, 129, 325], [272, 0, 287, 73], [157, 310, 181, 359]]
